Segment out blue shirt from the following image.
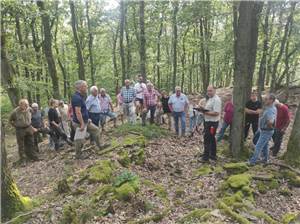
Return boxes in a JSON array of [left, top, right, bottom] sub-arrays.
[[72, 91, 89, 123], [86, 95, 101, 113], [259, 105, 277, 130], [121, 86, 136, 103], [168, 93, 189, 112]]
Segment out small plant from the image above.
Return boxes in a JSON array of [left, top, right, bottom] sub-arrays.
[[113, 170, 139, 187]]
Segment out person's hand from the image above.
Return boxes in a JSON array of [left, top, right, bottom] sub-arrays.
[[143, 108, 147, 113], [32, 127, 38, 133], [80, 124, 85, 131]]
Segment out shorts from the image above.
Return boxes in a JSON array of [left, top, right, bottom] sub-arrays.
[[135, 98, 143, 105], [100, 111, 117, 126]]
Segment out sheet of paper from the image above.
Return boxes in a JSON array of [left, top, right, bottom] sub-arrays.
[[74, 126, 87, 140]]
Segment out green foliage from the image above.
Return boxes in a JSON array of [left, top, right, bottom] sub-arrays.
[[224, 174, 252, 190], [87, 160, 114, 184], [113, 170, 139, 188], [281, 213, 299, 224], [223, 162, 249, 174], [194, 165, 212, 176], [250, 210, 278, 224], [61, 205, 79, 224]]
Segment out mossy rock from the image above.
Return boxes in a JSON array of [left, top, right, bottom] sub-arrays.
[[194, 165, 212, 176], [123, 136, 146, 147], [179, 208, 212, 223], [117, 151, 131, 167], [115, 182, 136, 201], [218, 201, 251, 224], [223, 162, 249, 174], [282, 213, 300, 224], [225, 174, 251, 190], [92, 185, 114, 203], [131, 148, 145, 165], [222, 191, 243, 206], [56, 179, 71, 194], [61, 205, 79, 224], [250, 210, 278, 224], [87, 160, 114, 184]]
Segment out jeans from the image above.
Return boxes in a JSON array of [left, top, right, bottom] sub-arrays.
[[249, 130, 274, 164], [123, 102, 136, 124], [203, 121, 219, 160], [271, 128, 284, 156], [245, 119, 258, 139], [142, 105, 156, 126], [172, 111, 186, 135], [88, 112, 101, 127], [217, 122, 230, 142], [100, 111, 117, 127]]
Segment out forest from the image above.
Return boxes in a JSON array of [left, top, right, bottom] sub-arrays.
[[1, 0, 300, 224]]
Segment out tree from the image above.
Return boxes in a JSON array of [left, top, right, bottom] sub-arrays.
[[37, 0, 60, 99], [139, 1, 146, 80], [86, 0, 95, 85], [231, 1, 263, 157], [1, 123, 28, 221], [285, 104, 300, 166], [171, 1, 179, 91], [70, 0, 85, 80], [119, 0, 126, 83]]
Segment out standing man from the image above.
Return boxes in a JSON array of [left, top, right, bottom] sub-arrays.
[[121, 79, 136, 124], [161, 90, 172, 130], [270, 100, 290, 156], [201, 86, 221, 162], [99, 88, 117, 131], [168, 86, 189, 136], [134, 75, 147, 117], [72, 80, 102, 159], [245, 91, 262, 140], [31, 103, 44, 152], [142, 82, 160, 126], [9, 99, 39, 162], [249, 94, 277, 165], [86, 86, 101, 127]]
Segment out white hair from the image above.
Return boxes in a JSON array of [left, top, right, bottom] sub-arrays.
[[100, 88, 106, 92], [175, 86, 181, 91], [31, 103, 38, 108], [90, 86, 98, 92], [75, 80, 86, 90]]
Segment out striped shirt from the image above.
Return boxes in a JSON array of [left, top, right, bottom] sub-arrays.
[[121, 86, 136, 103]]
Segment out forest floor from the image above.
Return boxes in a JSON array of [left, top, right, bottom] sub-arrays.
[[5, 87, 300, 224]]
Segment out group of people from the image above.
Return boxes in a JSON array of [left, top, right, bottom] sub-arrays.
[[9, 75, 290, 165]]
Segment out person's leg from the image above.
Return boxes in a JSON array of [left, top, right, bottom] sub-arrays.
[[244, 120, 250, 140], [252, 130, 260, 145], [210, 122, 218, 160], [107, 111, 117, 127], [149, 106, 156, 124], [167, 113, 172, 130], [261, 131, 273, 163], [272, 129, 283, 156], [87, 122, 101, 149], [252, 120, 259, 136], [33, 132, 39, 152], [72, 122, 83, 158], [51, 127, 60, 151], [181, 112, 186, 136], [173, 112, 179, 135], [128, 103, 136, 124], [249, 131, 270, 165], [189, 115, 195, 133], [24, 129, 38, 160], [141, 108, 148, 126], [203, 121, 210, 161], [217, 122, 229, 142], [16, 130, 26, 161]]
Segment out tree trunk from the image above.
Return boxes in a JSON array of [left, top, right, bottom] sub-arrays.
[[285, 103, 300, 166], [139, 0, 146, 80], [37, 0, 60, 99], [156, 14, 163, 89], [112, 25, 119, 91], [1, 123, 26, 221], [231, 1, 263, 157], [1, 33, 20, 107], [257, 3, 272, 101], [86, 0, 95, 85], [270, 2, 296, 92], [172, 1, 179, 91], [119, 0, 126, 83], [70, 0, 85, 80]]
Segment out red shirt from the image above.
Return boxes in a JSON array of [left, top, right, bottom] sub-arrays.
[[224, 101, 234, 124], [276, 104, 290, 130], [143, 89, 160, 107]]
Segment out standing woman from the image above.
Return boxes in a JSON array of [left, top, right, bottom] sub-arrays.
[[58, 100, 70, 138], [48, 99, 72, 150]]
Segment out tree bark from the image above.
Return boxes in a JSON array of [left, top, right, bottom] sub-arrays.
[[231, 1, 263, 157], [139, 0, 146, 80], [285, 103, 300, 166], [37, 0, 60, 99], [85, 0, 95, 85], [257, 3, 272, 101], [1, 123, 26, 221], [69, 0, 85, 80], [119, 0, 126, 83], [156, 14, 163, 89], [171, 1, 179, 91]]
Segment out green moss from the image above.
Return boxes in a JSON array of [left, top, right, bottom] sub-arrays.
[[72, 187, 86, 196], [118, 151, 131, 167], [250, 210, 278, 224], [142, 180, 168, 199], [222, 191, 243, 206], [194, 165, 212, 176], [61, 205, 79, 224], [92, 185, 114, 202], [279, 187, 292, 196], [56, 179, 71, 194], [223, 162, 249, 174], [218, 201, 250, 224], [87, 160, 113, 184], [279, 170, 300, 187], [214, 166, 224, 174], [179, 208, 212, 223], [282, 213, 299, 224], [115, 182, 136, 201], [257, 181, 268, 194], [225, 174, 251, 190], [131, 148, 145, 165], [174, 187, 185, 198]]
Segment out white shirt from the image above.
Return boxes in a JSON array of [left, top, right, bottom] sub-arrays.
[[168, 93, 189, 112], [204, 95, 221, 122], [134, 82, 147, 99]]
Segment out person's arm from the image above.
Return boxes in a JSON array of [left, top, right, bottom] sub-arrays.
[[75, 107, 85, 131], [108, 96, 114, 111], [85, 96, 93, 111], [184, 97, 189, 111]]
